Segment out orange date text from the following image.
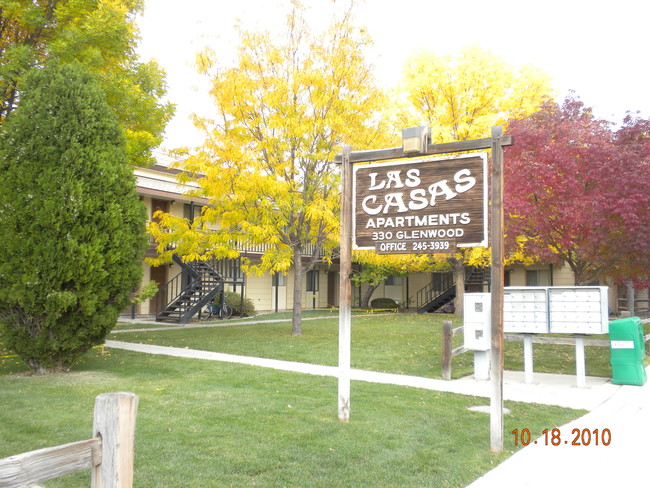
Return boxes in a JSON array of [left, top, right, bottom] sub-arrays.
[[511, 428, 611, 446]]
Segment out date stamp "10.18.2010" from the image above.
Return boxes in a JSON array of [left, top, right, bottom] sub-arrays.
[[511, 428, 611, 447]]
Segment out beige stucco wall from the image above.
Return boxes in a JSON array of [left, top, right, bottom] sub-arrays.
[[139, 261, 152, 315], [507, 263, 574, 287], [246, 272, 274, 312], [409, 272, 435, 308], [508, 263, 620, 314]]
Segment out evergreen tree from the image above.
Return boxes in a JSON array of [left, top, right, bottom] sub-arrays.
[[0, 61, 148, 373]]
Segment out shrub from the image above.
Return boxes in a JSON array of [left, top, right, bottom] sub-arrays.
[[370, 298, 399, 309], [224, 291, 256, 317], [0, 62, 147, 373]]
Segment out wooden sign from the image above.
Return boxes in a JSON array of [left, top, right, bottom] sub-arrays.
[[352, 153, 487, 253]]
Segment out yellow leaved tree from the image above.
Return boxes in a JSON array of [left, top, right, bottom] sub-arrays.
[[395, 46, 553, 315], [149, 3, 385, 335]]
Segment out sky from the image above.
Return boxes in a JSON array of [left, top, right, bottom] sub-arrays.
[[137, 0, 650, 153]]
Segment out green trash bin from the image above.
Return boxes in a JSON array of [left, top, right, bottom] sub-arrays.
[[609, 317, 647, 386]]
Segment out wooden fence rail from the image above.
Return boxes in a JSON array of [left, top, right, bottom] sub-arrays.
[[0, 392, 138, 488]]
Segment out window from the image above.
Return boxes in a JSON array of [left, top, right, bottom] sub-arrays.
[[228, 259, 243, 281], [526, 269, 550, 286], [183, 203, 203, 222], [306, 270, 319, 292], [272, 273, 286, 286], [385, 276, 403, 286]]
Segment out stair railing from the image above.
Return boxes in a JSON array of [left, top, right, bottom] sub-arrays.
[[178, 259, 224, 323], [416, 272, 455, 311], [415, 266, 491, 313], [151, 272, 189, 317], [152, 256, 225, 323]]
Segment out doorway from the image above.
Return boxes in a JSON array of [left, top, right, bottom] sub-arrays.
[[149, 265, 168, 315], [327, 271, 337, 307], [151, 199, 169, 222]]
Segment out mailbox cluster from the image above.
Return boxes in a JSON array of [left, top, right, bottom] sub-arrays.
[[547, 288, 609, 334], [504, 287, 548, 334], [464, 286, 609, 352]]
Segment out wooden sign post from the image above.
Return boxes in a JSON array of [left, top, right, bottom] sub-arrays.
[[337, 128, 511, 454], [338, 145, 353, 422], [489, 126, 505, 452]]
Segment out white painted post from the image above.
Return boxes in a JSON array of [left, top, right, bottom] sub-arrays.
[[91, 392, 139, 488], [523, 334, 534, 384], [575, 336, 586, 388], [474, 350, 491, 380], [338, 145, 353, 422]]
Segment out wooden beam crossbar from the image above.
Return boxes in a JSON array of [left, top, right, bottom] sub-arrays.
[[334, 135, 514, 164], [0, 438, 101, 487]]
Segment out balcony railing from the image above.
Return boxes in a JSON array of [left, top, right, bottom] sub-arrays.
[[146, 223, 326, 259]]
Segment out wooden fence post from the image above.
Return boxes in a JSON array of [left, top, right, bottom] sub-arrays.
[[442, 320, 453, 380], [91, 392, 139, 488]]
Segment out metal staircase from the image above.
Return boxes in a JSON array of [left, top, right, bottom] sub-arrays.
[[152, 255, 225, 324], [416, 272, 456, 314], [416, 267, 491, 314]]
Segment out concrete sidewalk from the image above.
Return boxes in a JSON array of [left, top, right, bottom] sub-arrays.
[[105, 340, 648, 487], [468, 375, 650, 487], [105, 340, 619, 410]]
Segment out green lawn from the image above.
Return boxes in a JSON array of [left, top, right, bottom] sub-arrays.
[[109, 312, 615, 378], [3, 312, 627, 487], [0, 346, 583, 488], [110, 308, 372, 331]]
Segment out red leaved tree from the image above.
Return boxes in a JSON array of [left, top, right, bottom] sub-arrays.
[[504, 97, 650, 286]]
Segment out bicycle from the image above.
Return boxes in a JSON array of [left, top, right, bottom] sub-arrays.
[[203, 300, 233, 320]]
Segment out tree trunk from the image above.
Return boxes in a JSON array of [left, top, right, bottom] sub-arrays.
[[571, 259, 594, 286], [292, 246, 303, 336], [454, 261, 465, 317], [360, 284, 379, 308], [626, 282, 635, 316], [573, 267, 588, 286]]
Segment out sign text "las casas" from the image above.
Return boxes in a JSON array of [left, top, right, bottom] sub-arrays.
[[353, 154, 487, 253]]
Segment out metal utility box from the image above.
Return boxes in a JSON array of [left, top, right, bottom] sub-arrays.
[[464, 293, 491, 351], [504, 287, 549, 334], [609, 317, 647, 386], [548, 287, 609, 334]]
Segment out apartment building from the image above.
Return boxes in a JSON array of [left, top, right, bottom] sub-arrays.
[[131, 164, 643, 322]]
